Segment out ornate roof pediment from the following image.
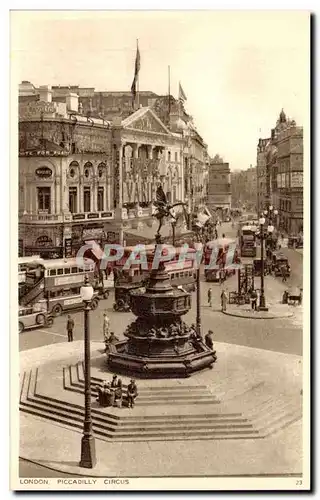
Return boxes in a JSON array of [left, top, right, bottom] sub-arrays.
[[122, 107, 171, 135]]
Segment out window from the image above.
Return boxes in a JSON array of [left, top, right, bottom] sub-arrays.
[[37, 187, 51, 212], [57, 268, 63, 275], [64, 268, 70, 275], [49, 269, 56, 276], [84, 187, 91, 212], [168, 151, 171, 162], [97, 187, 104, 212], [71, 267, 78, 274], [69, 187, 77, 214]]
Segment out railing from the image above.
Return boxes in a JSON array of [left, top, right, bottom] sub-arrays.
[[20, 211, 115, 223]]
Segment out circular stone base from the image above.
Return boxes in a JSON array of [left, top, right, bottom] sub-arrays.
[[223, 305, 294, 319]]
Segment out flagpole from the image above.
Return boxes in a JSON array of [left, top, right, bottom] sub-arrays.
[[136, 39, 139, 109], [168, 65, 171, 121]]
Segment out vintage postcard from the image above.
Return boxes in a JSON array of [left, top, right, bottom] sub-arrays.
[[10, 9, 310, 491]]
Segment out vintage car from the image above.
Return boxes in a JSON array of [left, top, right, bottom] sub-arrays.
[[113, 282, 146, 312], [19, 305, 54, 333], [253, 259, 271, 276], [288, 236, 303, 249], [271, 252, 291, 277]]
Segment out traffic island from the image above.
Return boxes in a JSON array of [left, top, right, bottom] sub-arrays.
[[222, 304, 294, 320], [19, 340, 302, 478]]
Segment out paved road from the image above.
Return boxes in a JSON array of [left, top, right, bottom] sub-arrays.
[[19, 459, 79, 478], [19, 222, 304, 356]]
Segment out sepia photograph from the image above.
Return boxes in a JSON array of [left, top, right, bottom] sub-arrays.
[[10, 9, 310, 491]]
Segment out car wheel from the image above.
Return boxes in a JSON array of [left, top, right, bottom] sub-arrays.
[[46, 316, 54, 328], [52, 304, 63, 316], [19, 321, 24, 334], [36, 313, 46, 325], [90, 298, 99, 310]]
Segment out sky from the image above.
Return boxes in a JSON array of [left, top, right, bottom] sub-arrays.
[[10, 10, 310, 170]]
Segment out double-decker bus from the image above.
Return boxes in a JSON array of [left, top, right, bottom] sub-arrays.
[[19, 257, 102, 316], [239, 225, 257, 257], [204, 238, 240, 282], [112, 245, 197, 291]]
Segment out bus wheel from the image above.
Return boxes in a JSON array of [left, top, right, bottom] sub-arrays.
[[36, 313, 46, 325], [52, 304, 62, 316], [19, 322, 24, 334], [90, 298, 99, 310]]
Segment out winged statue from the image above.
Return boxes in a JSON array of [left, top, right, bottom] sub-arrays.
[[153, 185, 187, 238]]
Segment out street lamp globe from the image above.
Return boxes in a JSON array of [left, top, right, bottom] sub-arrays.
[[274, 209, 278, 216], [81, 275, 94, 302], [259, 217, 266, 225], [263, 210, 268, 216], [267, 225, 274, 233], [269, 205, 273, 211]]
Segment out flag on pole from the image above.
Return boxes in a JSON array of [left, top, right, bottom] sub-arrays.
[[131, 41, 141, 101], [178, 82, 187, 102]]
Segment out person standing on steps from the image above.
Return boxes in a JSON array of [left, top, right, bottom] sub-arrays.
[[66, 315, 74, 342], [127, 379, 138, 408]]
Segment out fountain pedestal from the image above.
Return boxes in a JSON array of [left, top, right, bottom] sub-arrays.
[[108, 252, 217, 378]]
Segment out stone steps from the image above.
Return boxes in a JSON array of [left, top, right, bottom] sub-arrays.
[[20, 370, 262, 441], [65, 365, 220, 406]]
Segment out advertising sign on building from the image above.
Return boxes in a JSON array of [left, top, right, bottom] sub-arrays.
[[35, 167, 53, 179], [64, 238, 72, 258], [291, 171, 303, 188]]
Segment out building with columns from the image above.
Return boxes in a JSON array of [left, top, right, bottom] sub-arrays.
[[18, 85, 188, 257]]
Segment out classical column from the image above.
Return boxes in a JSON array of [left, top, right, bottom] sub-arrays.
[[79, 174, 84, 212], [132, 143, 140, 159], [55, 176, 61, 214], [50, 182, 55, 215], [147, 144, 153, 160], [92, 179, 97, 212]]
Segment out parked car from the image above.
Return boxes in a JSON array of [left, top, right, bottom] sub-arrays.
[[19, 305, 54, 333], [271, 252, 291, 277]]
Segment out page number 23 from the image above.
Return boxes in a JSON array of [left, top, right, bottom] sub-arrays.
[[296, 480, 303, 486]]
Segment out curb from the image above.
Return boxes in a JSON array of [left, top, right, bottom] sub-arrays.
[[222, 310, 294, 320]]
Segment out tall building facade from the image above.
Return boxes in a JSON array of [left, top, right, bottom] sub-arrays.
[[207, 155, 231, 219], [231, 165, 257, 212], [256, 110, 303, 234], [18, 85, 188, 257]]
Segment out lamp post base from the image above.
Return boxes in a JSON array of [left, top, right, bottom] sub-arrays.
[[79, 434, 96, 469], [258, 306, 269, 312]]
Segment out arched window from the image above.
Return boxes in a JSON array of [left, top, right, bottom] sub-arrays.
[[84, 161, 93, 179], [98, 162, 106, 178], [69, 161, 79, 179]]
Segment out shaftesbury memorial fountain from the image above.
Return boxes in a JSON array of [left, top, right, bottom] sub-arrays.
[[108, 186, 217, 378]]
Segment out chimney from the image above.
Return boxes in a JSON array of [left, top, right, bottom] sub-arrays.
[[39, 85, 52, 103], [66, 92, 79, 112]]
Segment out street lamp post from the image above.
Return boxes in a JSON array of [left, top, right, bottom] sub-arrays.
[[79, 275, 96, 469], [258, 217, 274, 311], [195, 227, 203, 338]]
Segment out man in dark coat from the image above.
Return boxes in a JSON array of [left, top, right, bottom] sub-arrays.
[[66, 315, 74, 342], [127, 379, 138, 408], [205, 330, 214, 350]]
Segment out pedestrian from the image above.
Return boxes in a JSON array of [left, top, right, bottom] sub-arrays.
[[66, 314, 74, 342], [103, 311, 110, 343], [221, 289, 228, 312], [205, 330, 214, 349], [250, 289, 257, 311], [127, 379, 138, 408], [111, 374, 118, 389], [281, 266, 287, 282], [207, 288, 212, 307], [114, 379, 123, 408], [108, 331, 119, 345]]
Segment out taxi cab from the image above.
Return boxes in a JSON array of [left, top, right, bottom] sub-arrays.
[[18, 305, 54, 333]]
